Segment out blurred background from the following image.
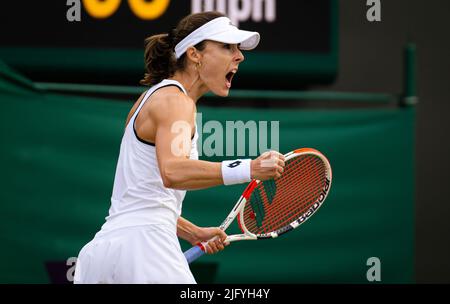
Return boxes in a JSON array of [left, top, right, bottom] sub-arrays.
[[0, 0, 448, 283]]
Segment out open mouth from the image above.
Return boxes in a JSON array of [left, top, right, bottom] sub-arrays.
[[225, 70, 236, 88]]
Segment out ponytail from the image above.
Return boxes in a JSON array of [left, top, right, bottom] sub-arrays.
[[140, 33, 176, 86]]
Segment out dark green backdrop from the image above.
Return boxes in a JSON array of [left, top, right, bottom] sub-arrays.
[[0, 62, 414, 283]]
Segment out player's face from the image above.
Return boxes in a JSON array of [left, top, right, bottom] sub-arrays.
[[198, 41, 245, 97]]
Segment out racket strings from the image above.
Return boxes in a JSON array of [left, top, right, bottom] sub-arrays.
[[275, 160, 324, 214], [263, 165, 324, 231], [243, 154, 327, 235], [259, 158, 324, 233], [249, 162, 322, 232], [245, 156, 324, 234]]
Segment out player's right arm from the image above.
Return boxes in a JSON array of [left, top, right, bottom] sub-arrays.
[[149, 92, 284, 190]]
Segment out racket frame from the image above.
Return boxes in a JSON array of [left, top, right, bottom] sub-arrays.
[[228, 148, 332, 242], [184, 148, 332, 262]]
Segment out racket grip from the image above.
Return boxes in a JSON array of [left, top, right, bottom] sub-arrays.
[[184, 244, 206, 264]]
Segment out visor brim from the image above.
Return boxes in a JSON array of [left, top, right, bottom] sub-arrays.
[[208, 29, 260, 51]]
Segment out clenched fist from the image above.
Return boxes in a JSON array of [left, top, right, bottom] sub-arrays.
[[250, 151, 285, 181]]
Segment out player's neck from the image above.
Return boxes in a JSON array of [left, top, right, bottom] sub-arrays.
[[170, 70, 208, 103]]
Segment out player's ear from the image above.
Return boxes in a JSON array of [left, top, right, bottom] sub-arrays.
[[186, 46, 202, 66]]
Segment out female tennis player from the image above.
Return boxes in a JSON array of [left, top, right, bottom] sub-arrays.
[[74, 11, 285, 284]]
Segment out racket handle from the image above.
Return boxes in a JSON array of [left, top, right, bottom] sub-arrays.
[[184, 244, 206, 264]]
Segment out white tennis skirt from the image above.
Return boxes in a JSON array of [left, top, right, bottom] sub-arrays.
[[74, 225, 196, 284]]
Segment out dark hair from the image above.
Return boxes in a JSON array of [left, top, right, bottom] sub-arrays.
[[140, 11, 225, 86]]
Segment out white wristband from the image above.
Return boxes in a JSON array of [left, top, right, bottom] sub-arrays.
[[221, 159, 252, 185]]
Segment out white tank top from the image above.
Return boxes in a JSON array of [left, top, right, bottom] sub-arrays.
[[99, 79, 199, 233]]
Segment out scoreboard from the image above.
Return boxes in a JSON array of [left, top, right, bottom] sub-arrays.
[[0, 0, 338, 88]]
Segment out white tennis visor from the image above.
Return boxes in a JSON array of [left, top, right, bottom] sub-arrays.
[[174, 17, 260, 59]]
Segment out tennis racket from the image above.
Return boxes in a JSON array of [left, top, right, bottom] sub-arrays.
[[184, 147, 333, 264]]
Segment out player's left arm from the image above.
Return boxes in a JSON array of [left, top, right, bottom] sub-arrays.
[[177, 217, 228, 254]]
